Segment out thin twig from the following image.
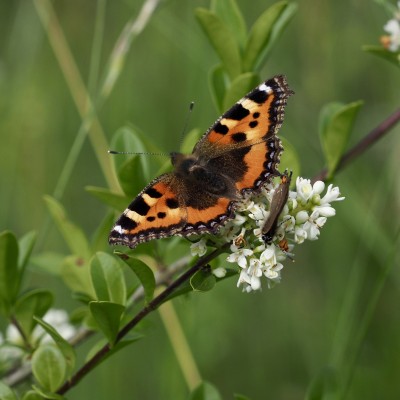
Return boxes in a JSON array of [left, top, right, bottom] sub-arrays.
[[56, 244, 229, 395]]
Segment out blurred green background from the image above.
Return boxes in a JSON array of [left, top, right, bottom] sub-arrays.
[[1, 0, 400, 399]]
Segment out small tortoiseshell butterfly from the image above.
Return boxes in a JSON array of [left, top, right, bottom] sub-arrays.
[[109, 75, 294, 249], [262, 170, 292, 244]]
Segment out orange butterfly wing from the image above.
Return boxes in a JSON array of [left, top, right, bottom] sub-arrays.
[[109, 75, 293, 249]]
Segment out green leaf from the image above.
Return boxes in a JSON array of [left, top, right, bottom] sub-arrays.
[[190, 268, 216, 292], [34, 316, 76, 375], [195, 8, 242, 80], [43, 196, 91, 259], [119, 254, 155, 303], [111, 126, 163, 182], [305, 367, 338, 400], [181, 128, 202, 155], [243, 1, 296, 71], [89, 301, 125, 345], [209, 64, 227, 114], [22, 390, 47, 400], [319, 101, 363, 178], [30, 252, 64, 276], [117, 154, 148, 198], [61, 255, 94, 298], [32, 344, 67, 393], [0, 231, 19, 315], [18, 230, 37, 275], [14, 289, 53, 338], [363, 45, 400, 69], [85, 186, 130, 211], [211, 0, 247, 48], [279, 136, 301, 180], [0, 381, 18, 400], [90, 252, 127, 305], [31, 386, 64, 400], [91, 212, 116, 253], [190, 382, 222, 400], [222, 72, 260, 111]]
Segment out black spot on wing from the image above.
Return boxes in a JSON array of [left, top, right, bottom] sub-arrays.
[[214, 122, 229, 134], [249, 120, 258, 128], [223, 103, 250, 121], [145, 187, 162, 198], [253, 112, 260, 118], [128, 196, 150, 216], [232, 132, 247, 143], [166, 198, 179, 209], [247, 87, 269, 104], [146, 216, 156, 222], [157, 212, 166, 219], [118, 214, 138, 230]]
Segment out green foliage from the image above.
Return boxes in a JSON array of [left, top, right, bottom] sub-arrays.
[[363, 45, 400, 68], [31, 344, 67, 393], [189, 382, 222, 400], [89, 301, 125, 345], [319, 101, 363, 178], [0, 382, 18, 400], [119, 254, 155, 303], [190, 267, 216, 292], [14, 290, 53, 339]]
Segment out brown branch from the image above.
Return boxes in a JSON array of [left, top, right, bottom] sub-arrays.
[[56, 244, 229, 395], [312, 108, 400, 183]]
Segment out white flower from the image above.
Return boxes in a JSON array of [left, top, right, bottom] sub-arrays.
[[190, 238, 208, 257], [320, 184, 345, 204], [296, 177, 314, 201], [213, 267, 227, 278], [384, 18, 400, 51], [227, 248, 253, 269]]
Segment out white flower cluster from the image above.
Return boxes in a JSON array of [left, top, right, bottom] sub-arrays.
[[190, 176, 344, 293], [382, 1, 400, 52]]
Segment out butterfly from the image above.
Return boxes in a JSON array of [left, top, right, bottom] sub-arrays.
[[262, 170, 292, 244], [109, 75, 294, 249]]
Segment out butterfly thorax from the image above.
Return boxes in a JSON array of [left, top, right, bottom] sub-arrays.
[[170, 152, 236, 198]]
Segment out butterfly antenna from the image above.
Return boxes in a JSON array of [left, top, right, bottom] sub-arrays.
[[108, 150, 169, 157], [178, 101, 195, 149]]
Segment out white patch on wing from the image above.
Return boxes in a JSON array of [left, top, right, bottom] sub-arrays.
[[113, 225, 124, 234], [259, 83, 272, 94]]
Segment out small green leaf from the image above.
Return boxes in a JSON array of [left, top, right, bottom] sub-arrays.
[[279, 136, 301, 180], [118, 155, 148, 198], [32, 344, 67, 393], [119, 255, 155, 303], [0, 231, 19, 314], [190, 381, 222, 400], [195, 8, 242, 80], [91, 252, 127, 305], [61, 255, 94, 298], [181, 128, 202, 154], [190, 268, 216, 292], [31, 386, 64, 400], [209, 64, 227, 114], [0, 381, 18, 400], [89, 301, 125, 345], [91, 212, 116, 253], [34, 316, 76, 375], [18, 230, 37, 275], [363, 45, 400, 68], [14, 289, 53, 338], [211, 0, 247, 48], [22, 390, 47, 400], [222, 72, 260, 111], [30, 252, 64, 276], [319, 101, 363, 178], [243, 1, 296, 71], [43, 196, 91, 259], [111, 126, 163, 182], [85, 186, 130, 211]]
